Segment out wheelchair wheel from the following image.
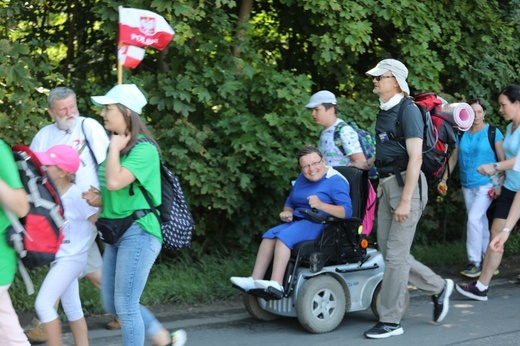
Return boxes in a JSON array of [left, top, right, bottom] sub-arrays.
[[370, 282, 410, 320], [295, 276, 346, 334], [242, 293, 279, 321]]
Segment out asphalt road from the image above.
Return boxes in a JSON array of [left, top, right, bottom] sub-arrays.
[[46, 276, 520, 346]]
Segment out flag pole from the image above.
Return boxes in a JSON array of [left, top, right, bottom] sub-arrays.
[[117, 59, 123, 85]]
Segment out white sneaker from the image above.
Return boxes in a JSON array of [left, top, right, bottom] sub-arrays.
[[254, 279, 283, 291], [230, 276, 256, 291], [170, 329, 187, 346]]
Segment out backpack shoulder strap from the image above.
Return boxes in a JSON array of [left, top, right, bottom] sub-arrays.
[[81, 118, 99, 168], [488, 125, 497, 160], [395, 97, 416, 141], [333, 121, 347, 156]]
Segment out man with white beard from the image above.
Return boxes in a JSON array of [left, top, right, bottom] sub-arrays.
[[26, 87, 114, 342]]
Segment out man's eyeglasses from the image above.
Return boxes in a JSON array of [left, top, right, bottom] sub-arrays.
[[300, 159, 323, 171], [374, 75, 396, 81]]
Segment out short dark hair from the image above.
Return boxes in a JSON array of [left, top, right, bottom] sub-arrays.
[[321, 103, 337, 113], [467, 98, 487, 112], [298, 145, 323, 164]]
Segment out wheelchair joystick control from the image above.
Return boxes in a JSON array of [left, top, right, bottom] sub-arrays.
[[309, 252, 324, 272]]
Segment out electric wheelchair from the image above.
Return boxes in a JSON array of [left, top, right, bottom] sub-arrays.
[[233, 167, 408, 334]]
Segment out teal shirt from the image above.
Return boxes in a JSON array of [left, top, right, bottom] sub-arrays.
[[98, 138, 162, 241], [0, 140, 24, 285]]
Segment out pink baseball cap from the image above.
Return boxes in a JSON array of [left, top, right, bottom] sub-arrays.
[[35, 145, 80, 174]]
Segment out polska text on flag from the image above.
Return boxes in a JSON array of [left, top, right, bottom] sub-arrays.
[[118, 44, 146, 69], [119, 6, 174, 51]]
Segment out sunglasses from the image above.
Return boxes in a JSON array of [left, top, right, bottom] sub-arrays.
[[374, 75, 396, 81]]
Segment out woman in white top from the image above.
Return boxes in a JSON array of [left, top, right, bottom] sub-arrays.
[[34, 145, 98, 346]]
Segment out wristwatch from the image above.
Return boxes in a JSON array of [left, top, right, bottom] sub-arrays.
[[493, 162, 499, 171]]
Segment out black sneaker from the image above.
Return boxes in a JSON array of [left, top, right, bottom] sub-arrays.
[[456, 281, 488, 301], [364, 322, 403, 339], [431, 279, 454, 323]]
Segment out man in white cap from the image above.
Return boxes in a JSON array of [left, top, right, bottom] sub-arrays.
[[305, 90, 367, 167], [363, 59, 453, 339]]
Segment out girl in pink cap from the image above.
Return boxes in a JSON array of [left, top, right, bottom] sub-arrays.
[[33, 144, 98, 346]]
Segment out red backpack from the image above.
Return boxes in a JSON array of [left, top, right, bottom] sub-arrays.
[[4, 145, 65, 293]]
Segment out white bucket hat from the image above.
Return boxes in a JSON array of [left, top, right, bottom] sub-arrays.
[[366, 59, 410, 95]]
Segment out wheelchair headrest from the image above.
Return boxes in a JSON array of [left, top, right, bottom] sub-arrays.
[[332, 166, 369, 220]]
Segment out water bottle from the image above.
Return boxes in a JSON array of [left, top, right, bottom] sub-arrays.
[[489, 172, 500, 189]]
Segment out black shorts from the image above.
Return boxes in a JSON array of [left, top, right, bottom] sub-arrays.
[[493, 187, 517, 219]]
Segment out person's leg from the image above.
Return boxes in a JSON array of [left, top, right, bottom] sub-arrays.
[[60, 253, 89, 346], [113, 223, 161, 345], [251, 238, 276, 280], [270, 240, 291, 284], [0, 285, 30, 346], [100, 243, 117, 317], [479, 218, 506, 285], [463, 186, 493, 265], [35, 258, 83, 346], [377, 175, 422, 324]]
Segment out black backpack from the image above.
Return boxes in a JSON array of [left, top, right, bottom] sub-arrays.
[[134, 138, 194, 251], [391, 93, 457, 182]]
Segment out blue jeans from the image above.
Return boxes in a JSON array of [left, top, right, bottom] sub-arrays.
[[101, 222, 162, 345]]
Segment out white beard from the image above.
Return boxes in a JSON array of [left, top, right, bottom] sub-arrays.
[[55, 114, 78, 131]]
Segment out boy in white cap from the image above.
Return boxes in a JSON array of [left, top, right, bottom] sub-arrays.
[[363, 59, 453, 339], [305, 90, 367, 167]]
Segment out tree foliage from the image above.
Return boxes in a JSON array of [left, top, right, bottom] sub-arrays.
[[1, 0, 519, 254]]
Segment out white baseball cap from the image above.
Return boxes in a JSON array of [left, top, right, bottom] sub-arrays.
[[304, 90, 337, 108], [366, 59, 410, 95], [91, 84, 147, 114]]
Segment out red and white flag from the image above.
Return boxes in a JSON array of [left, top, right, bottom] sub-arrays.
[[118, 44, 145, 69], [118, 6, 175, 51]]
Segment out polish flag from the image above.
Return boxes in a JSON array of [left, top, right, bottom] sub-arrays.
[[119, 6, 175, 51], [118, 44, 145, 69]]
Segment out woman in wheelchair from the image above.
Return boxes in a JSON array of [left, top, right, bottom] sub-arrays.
[[231, 145, 353, 292]]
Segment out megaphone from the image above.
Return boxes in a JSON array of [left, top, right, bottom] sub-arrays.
[[435, 103, 475, 131]]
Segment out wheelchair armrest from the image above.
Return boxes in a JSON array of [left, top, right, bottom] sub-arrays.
[[298, 208, 345, 224]]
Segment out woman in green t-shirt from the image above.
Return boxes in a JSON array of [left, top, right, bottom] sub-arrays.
[[0, 139, 30, 345], [84, 85, 186, 346]]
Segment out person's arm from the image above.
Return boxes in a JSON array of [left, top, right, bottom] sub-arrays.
[[478, 156, 515, 176], [307, 195, 346, 218], [0, 180, 29, 217], [394, 137, 423, 222], [104, 134, 136, 191]]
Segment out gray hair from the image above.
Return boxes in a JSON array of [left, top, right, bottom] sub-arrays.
[[47, 87, 77, 109]]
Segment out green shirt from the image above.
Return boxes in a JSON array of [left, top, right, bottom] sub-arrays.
[[0, 140, 24, 285], [98, 138, 162, 242]]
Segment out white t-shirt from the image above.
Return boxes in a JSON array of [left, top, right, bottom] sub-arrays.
[[56, 184, 98, 258], [318, 119, 363, 167], [30, 116, 109, 192]]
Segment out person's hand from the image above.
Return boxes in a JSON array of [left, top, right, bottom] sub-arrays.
[[477, 163, 495, 176], [437, 181, 447, 197], [110, 133, 131, 152], [307, 195, 323, 211], [82, 186, 102, 207], [280, 211, 293, 223], [490, 231, 510, 253], [394, 200, 411, 222]]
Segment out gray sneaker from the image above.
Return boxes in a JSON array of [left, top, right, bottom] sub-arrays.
[[460, 263, 481, 278], [364, 322, 403, 339]]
